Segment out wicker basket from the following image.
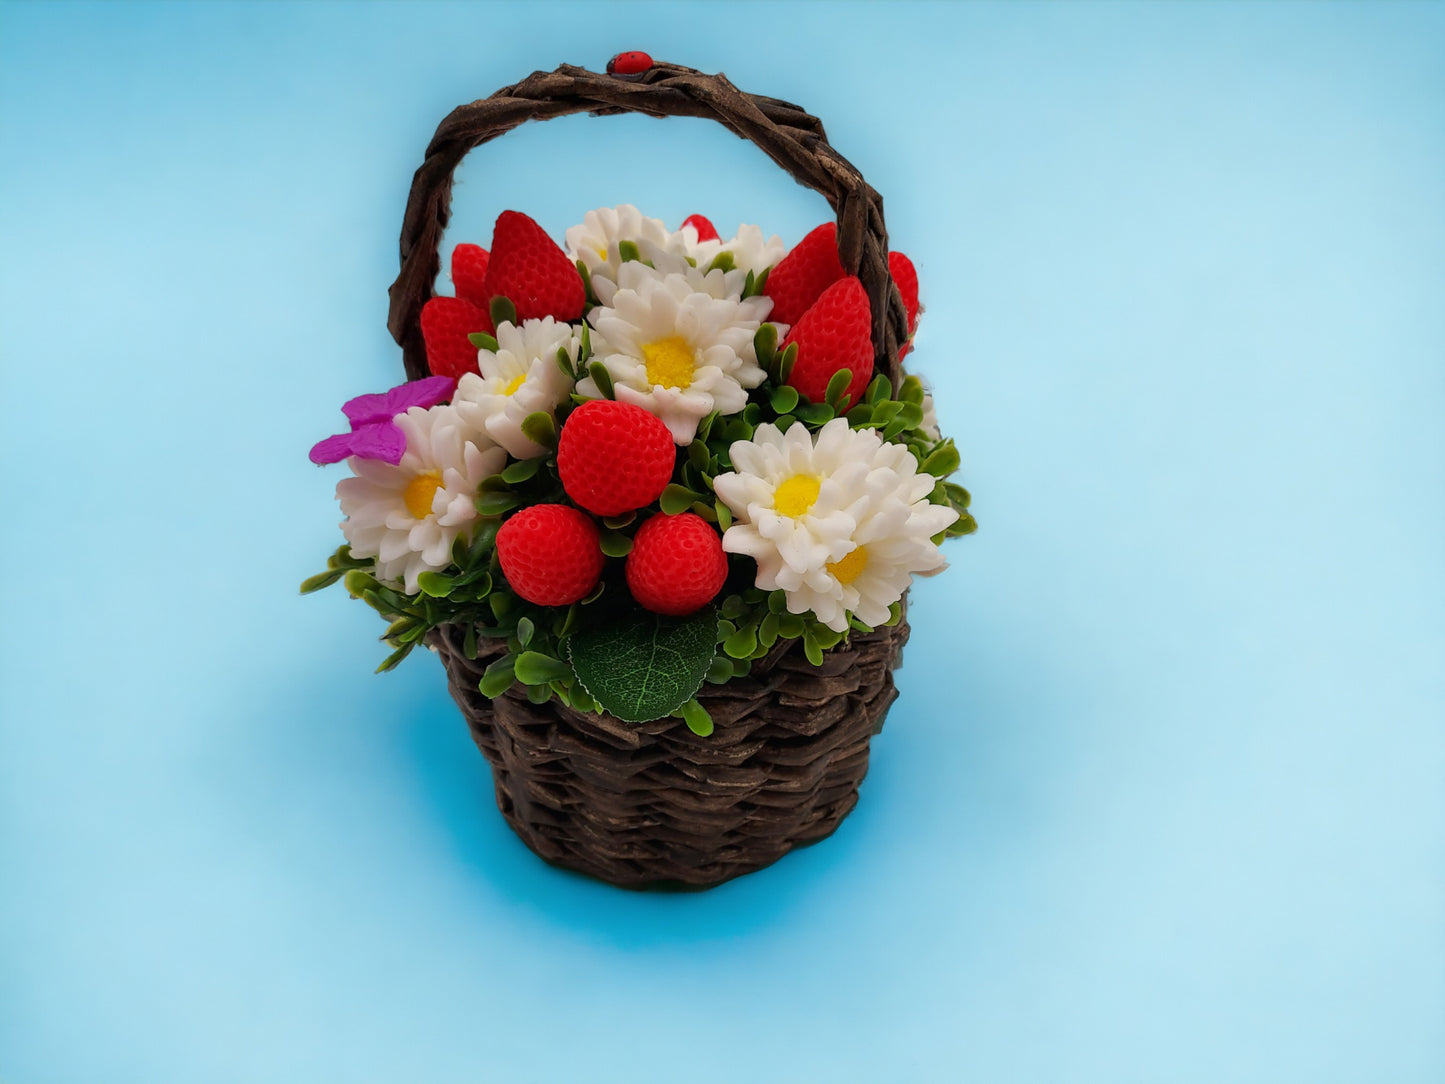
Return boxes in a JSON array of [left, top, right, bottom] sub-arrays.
[[390, 60, 917, 889]]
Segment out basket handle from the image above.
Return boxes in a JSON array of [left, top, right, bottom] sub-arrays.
[[387, 61, 910, 386]]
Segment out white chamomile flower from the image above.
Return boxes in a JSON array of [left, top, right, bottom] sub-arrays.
[[452, 317, 579, 459], [684, 222, 787, 282], [565, 204, 673, 297], [713, 418, 957, 632], [575, 260, 774, 445], [336, 405, 505, 594], [920, 392, 941, 440]]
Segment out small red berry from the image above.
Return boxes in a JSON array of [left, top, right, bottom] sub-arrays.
[[681, 214, 719, 243], [420, 295, 492, 379], [607, 51, 652, 76], [558, 400, 676, 517], [889, 250, 920, 359], [782, 275, 875, 406], [452, 243, 490, 308], [496, 504, 604, 607], [764, 222, 845, 325], [626, 513, 728, 616]]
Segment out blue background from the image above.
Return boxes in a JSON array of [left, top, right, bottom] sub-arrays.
[[2, 2, 1442, 1081]]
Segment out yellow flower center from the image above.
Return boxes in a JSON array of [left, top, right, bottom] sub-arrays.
[[403, 471, 442, 519], [827, 545, 869, 585], [596, 245, 608, 260], [642, 336, 696, 390], [773, 474, 821, 518], [501, 373, 526, 396]]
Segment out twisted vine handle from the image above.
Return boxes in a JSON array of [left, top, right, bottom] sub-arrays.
[[387, 60, 909, 386]]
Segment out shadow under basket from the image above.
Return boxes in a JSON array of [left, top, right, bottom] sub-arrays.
[[430, 615, 910, 889]]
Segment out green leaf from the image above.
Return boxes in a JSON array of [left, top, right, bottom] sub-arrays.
[[618, 239, 642, 263], [707, 250, 736, 273], [802, 633, 824, 667], [899, 374, 927, 405], [602, 511, 637, 530], [695, 410, 720, 443], [753, 323, 778, 371], [416, 571, 454, 597], [516, 616, 535, 647], [796, 402, 835, 425], [687, 440, 711, 473], [660, 484, 696, 516], [555, 346, 575, 379], [921, 443, 961, 477], [742, 266, 770, 299], [501, 457, 542, 484], [526, 683, 553, 705], [704, 655, 734, 684], [689, 501, 717, 523], [375, 643, 415, 673], [777, 342, 799, 384], [578, 322, 592, 364], [768, 384, 799, 414], [587, 361, 615, 399], [758, 611, 780, 648], [824, 369, 853, 408], [723, 625, 757, 659], [568, 606, 718, 723], [488, 592, 514, 621], [299, 569, 344, 594], [576, 260, 597, 305], [489, 295, 517, 329], [476, 491, 520, 517], [599, 529, 634, 558], [520, 412, 557, 449], [468, 331, 499, 352], [715, 500, 732, 530], [513, 651, 572, 686], [866, 373, 892, 404], [679, 698, 714, 737]]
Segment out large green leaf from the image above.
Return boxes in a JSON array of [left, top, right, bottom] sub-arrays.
[[568, 606, 718, 723]]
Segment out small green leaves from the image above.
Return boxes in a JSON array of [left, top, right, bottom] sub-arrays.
[[299, 569, 344, 594], [707, 250, 736, 273], [660, 484, 698, 516], [599, 529, 634, 557], [741, 266, 770, 299], [824, 369, 853, 410], [777, 341, 799, 385], [513, 651, 572, 686], [515, 616, 535, 647], [476, 491, 520, 517], [479, 656, 516, 698], [679, 698, 714, 737], [576, 260, 597, 305], [489, 295, 518, 329], [899, 374, 927, 405], [768, 384, 799, 415], [754, 323, 779, 380], [618, 239, 642, 264], [468, 331, 500, 352], [723, 624, 757, 659], [501, 457, 542, 484], [519, 411, 557, 448], [922, 442, 961, 477], [587, 361, 615, 399], [714, 500, 732, 530], [416, 571, 455, 597], [569, 606, 717, 722]]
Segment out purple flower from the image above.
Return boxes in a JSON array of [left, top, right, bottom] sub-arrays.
[[309, 376, 456, 466]]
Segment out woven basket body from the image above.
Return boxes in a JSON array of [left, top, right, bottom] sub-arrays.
[[432, 616, 908, 888], [389, 61, 917, 888]]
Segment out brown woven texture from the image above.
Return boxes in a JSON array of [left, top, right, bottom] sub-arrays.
[[432, 615, 910, 889], [392, 59, 916, 888]]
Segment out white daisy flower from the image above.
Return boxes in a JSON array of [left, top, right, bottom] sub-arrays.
[[713, 418, 957, 632], [565, 204, 674, 298], [452, 317, 579, 459], [336, 405, 505, 594], [684, 222, 787, 282], [575, 260, 774, 445], [920, 392, 941, 440]]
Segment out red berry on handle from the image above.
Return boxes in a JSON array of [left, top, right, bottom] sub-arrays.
[[607, 51, 653, 76], [680, 214, 719, 243], [627, 513, 728, 616], [496, 505, 605, 607], [558, 400, 676, 517]]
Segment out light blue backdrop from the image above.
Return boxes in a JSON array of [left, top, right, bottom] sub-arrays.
[[2, 2, 1441, 1081]]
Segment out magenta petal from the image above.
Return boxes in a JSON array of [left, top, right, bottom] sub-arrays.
[[309, 431, 359, 465], [386, 375, 457, 414], [341, 391, 393, 428], [345, 422, 407, 464]]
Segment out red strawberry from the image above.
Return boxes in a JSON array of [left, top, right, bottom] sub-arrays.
[[452, 243, 490, 307], [420, 296, 491, 380], [626, 513, 727, 616], [681, 214, 719, 243], [782, 276, 874, 406], [496, 504, 605, 607], [480, 210, 585, 324], [558, 400, 675, 517], [764, 222, 844, 325], [889, 250, 919, 359]]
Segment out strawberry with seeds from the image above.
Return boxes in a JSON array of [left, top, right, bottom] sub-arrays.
[[781, 276, 874, 406]]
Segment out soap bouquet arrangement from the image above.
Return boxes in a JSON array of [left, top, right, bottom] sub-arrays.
[[304, 205, 974, 734]]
